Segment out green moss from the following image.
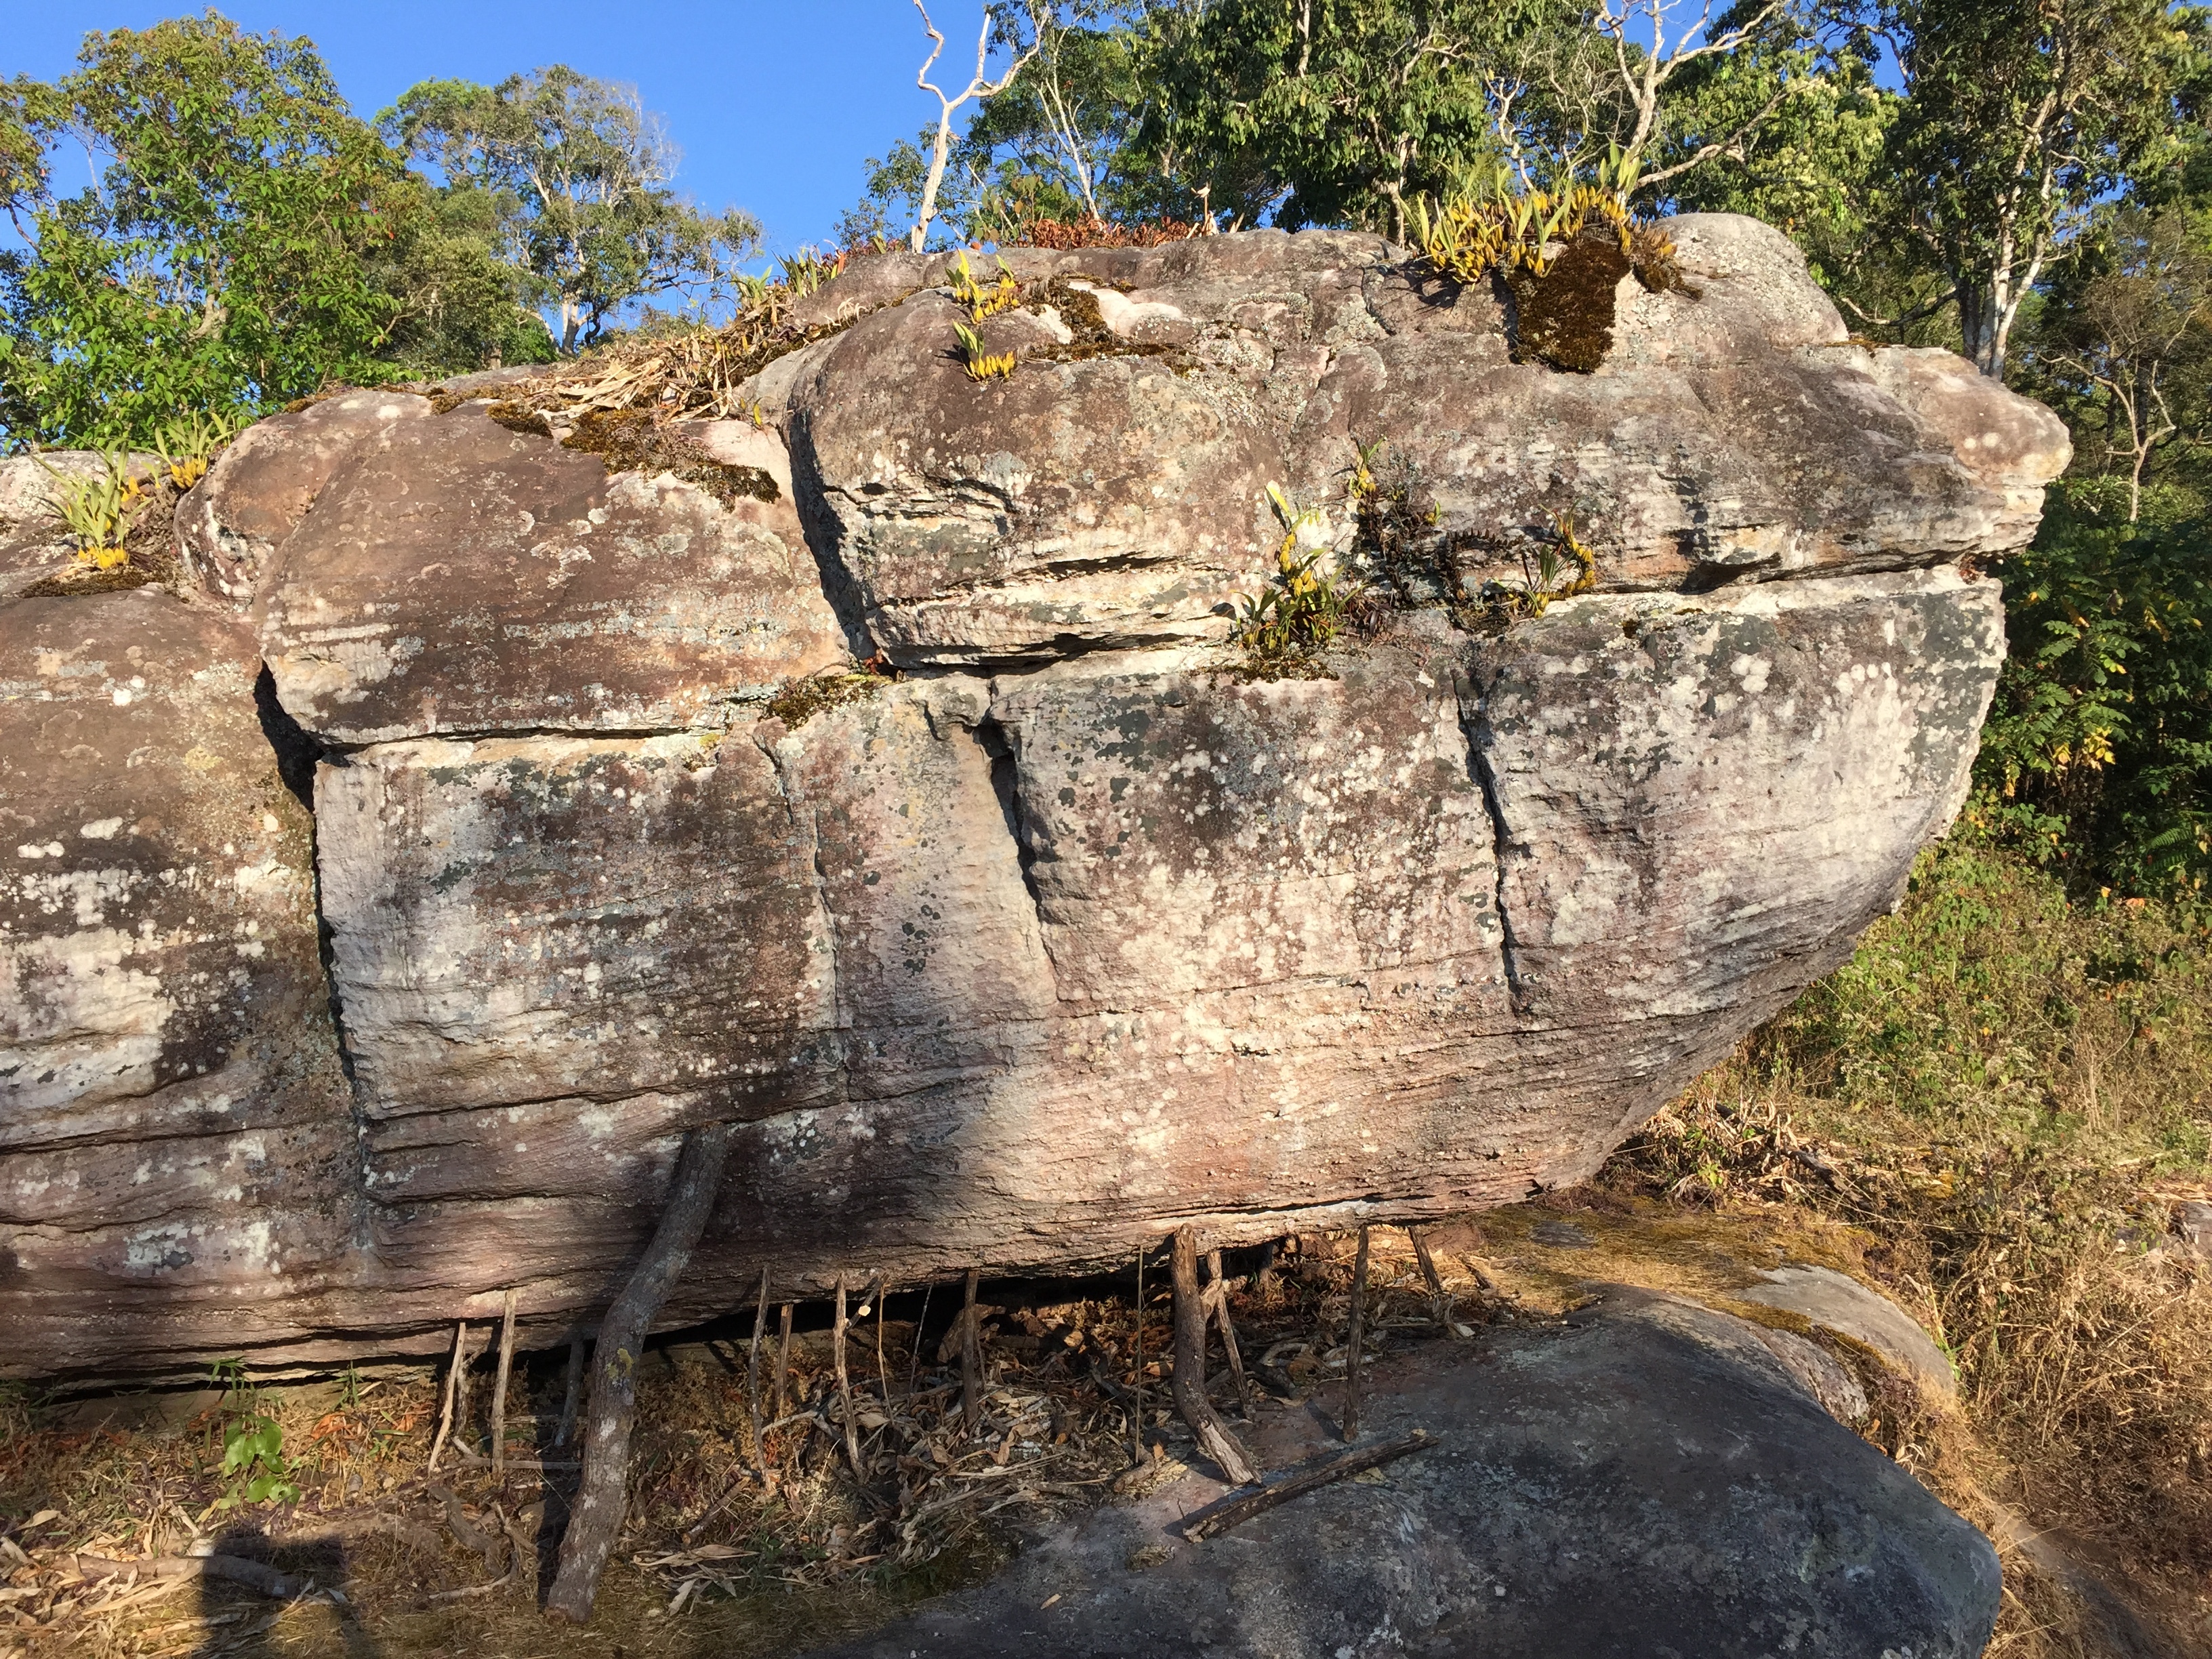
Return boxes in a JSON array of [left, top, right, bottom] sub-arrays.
[[1504, 227, 1635, 373], [560, 410, 780, 506], [485, 399, 552, 436], [20, 563, 159, 598], [1022, 276, 1184, 369], [484, 405, 779, 506], [764, 669, 888, 729]]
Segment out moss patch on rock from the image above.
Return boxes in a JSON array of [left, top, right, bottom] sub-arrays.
[[1506, 228, 1635, 373], [764, 668, 888, 729], [1023, 276, 1183, 369], [482, 405, 779, 506]]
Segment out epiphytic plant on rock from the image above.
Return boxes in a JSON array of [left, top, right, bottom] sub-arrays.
[[1229, 485, 1364, 679]]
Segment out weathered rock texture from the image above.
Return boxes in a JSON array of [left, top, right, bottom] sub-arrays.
[[1, 216, 2065, 1376], [809, 1290, 2003, 1659]]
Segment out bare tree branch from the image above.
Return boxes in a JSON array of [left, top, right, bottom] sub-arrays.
[[909, 1, 1045, 252]]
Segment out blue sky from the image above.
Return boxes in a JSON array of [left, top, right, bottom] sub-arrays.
[[10, 1, 1005, 257]]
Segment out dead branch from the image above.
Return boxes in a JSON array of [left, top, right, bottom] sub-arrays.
[[1343, 1224, 1372, 1441], [1131, 1244, 1147, 1459], [907, 1, 1045, 251], [554, 1332, 585, 1448], [834, 1277, 863, 1478], [747, 1267, 771, 1479], [1171, 1227, 1258, 1485], [489, 1288, 518, 1475], [1204, 1248, 1252, 1416], [546, 1122, 735, 1624], [960, 1266, 985, 1434], [426, 1320, 466, 1473], [1180, 1431, 1437, 1541], [774, 1303, 794, 1420]]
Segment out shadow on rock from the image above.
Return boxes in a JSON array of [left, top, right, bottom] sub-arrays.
[[802, 1288, 2002, 1659]]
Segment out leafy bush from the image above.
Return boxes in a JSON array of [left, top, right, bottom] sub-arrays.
[[1969, 492, 2212, 895]]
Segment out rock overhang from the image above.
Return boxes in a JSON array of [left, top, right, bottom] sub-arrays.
[[0, 214, 2068, 1376]]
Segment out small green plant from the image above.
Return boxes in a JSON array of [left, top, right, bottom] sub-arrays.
[[953, 320, 1017, 382], [206, 1357, 301, 1511], [777, 246, 848, 298], [150, 409, 241, 491], [37, 446, 143, 569], [1477, 510, 1599, 626], [1229, 485, 1361, 678], [947, 251, 1020, 322]]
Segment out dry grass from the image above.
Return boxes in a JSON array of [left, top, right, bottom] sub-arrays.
[[0, 1248, 1470, 1658], [1607, 842, 2212, 1656]]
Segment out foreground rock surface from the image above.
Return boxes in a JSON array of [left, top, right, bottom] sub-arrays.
[[0, 216, 2067, 1376], [811, 1290, 2001, 1659]]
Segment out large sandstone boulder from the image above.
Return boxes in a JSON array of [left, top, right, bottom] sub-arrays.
[[0, 216, 2065, 1376]]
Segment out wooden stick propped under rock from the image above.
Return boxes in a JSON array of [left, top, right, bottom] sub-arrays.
[[489, 1288, 518, 1475], [1342, 1224, 1372, 1441], [773, 1303, 794, 1419], [834, 1276, 863, 1477], [546, 1122, 735, 1624], [960, 1267, 984, 1435], [1204, 1248, 1252, 1416], [426, 1320, 466, 1473], [1170, 1227, 1257, 1486], [747, 1267, 771, 1479], [555, 1332, 585, 1448]]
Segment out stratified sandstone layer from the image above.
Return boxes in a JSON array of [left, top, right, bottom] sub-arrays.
[[1, 216, 2066, 1376]]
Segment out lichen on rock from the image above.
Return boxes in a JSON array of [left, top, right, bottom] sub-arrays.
[[0, 213, 2072, 1379]]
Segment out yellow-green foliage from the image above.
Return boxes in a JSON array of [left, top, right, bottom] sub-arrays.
[[947, 251, 1021, 322], [1412, 148, 1679, 293], [947, 254, 1021, 383], [1475, 511, 1597, 627], [952, 320, 1017, 383], [150, 409, 241, 491], [1230, 485, 1361, 678], [37, 445, 144, 569]]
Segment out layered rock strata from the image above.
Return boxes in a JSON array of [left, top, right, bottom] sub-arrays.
[[1, 216, 2066, 1375]]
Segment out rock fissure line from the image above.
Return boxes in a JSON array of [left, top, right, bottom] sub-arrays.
[[1458, 687, 1531, 1012]]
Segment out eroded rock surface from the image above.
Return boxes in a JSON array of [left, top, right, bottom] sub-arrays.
[[809, 1290, 2001, 1659], [0, 216, 2066, 1376]]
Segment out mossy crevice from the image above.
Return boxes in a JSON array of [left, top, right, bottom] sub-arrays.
[[1021, 276, 1185, 370], [483, 405, 780, 507], [764, 667, 891, 730], [1504, 227, 1635, 373]]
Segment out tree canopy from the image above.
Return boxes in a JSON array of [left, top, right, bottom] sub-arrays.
[[384, 67, 759, 353], [0, 18, 749, 446]]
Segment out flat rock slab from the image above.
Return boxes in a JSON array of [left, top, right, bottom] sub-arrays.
[[1740, 1263, 1958, 1401], [810, 1289, 1999, 1659]]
